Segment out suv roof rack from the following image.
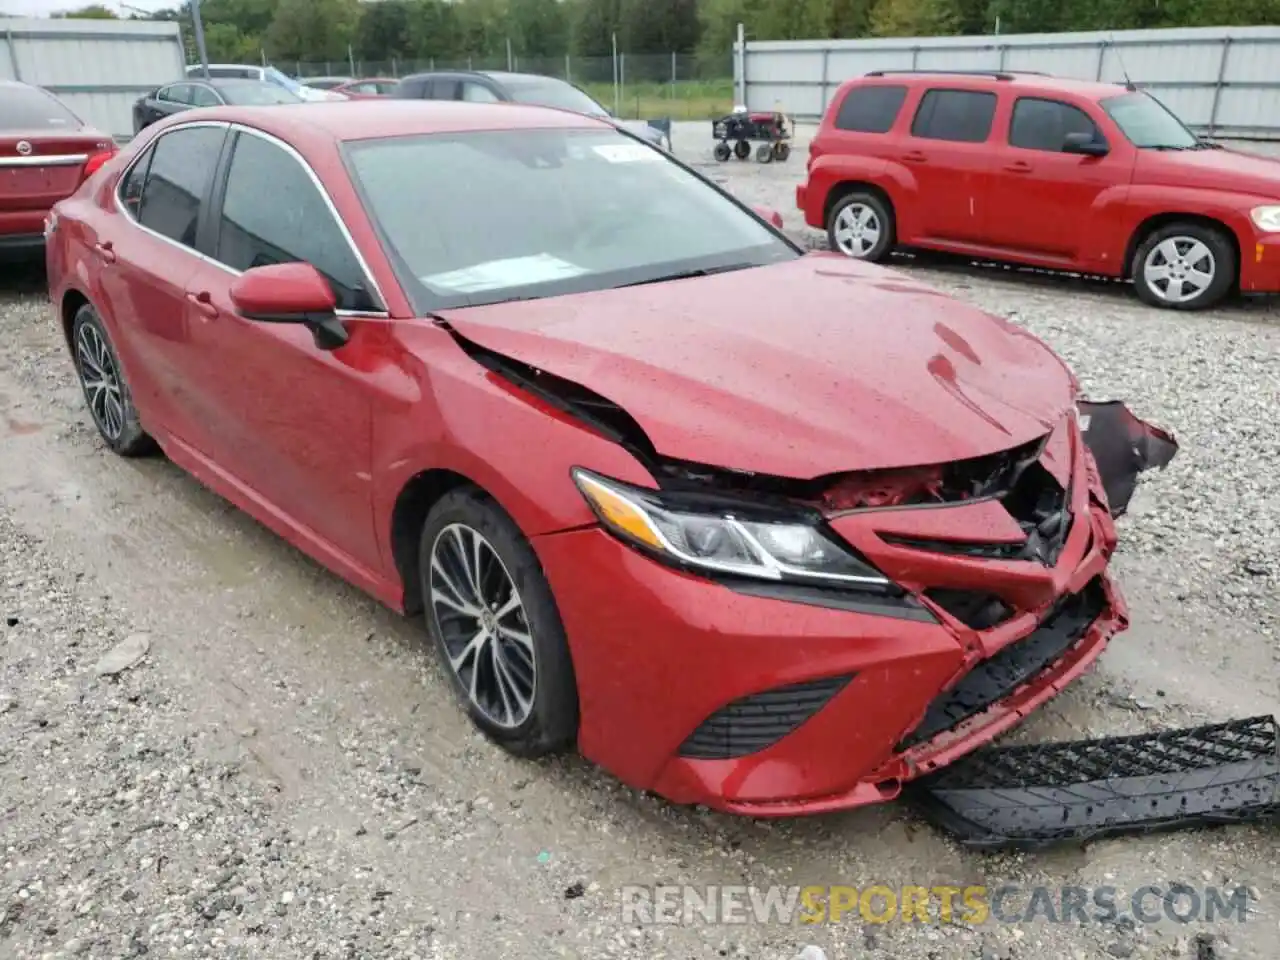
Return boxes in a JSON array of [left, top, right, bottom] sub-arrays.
[[863, 69, 1050, 81]]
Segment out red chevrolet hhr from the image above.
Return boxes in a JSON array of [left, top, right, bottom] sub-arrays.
[[798, 70, 1280, 310]]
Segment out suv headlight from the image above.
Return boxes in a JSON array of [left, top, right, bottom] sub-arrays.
[[572, 468, 893, 590], [1250, 205, 1280, 231]]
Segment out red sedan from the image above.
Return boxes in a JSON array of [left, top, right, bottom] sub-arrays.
[[0, 80, 115, 254], [46, 101, 1126, 815]]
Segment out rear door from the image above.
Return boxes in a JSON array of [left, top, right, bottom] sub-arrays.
[[901, 87, 998, 244], [0, 84, 114, 234], [985, 95, 1123, 261]]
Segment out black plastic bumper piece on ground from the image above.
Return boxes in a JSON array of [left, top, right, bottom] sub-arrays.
[[910, 716, 1280, 850]]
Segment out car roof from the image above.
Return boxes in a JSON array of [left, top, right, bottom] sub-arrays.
[[398, 69, 569, 85], [165, 99, 606, 147], [854, 70, 1130, 99]]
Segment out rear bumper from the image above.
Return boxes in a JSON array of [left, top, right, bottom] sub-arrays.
[[912, 715, 1280, 849], [0, 232, 45, 254]]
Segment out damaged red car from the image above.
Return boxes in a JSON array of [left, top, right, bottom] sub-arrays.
[[47, 102, 1157, 815]]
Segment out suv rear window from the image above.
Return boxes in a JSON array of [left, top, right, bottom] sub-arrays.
[[910, 89, 996, 143], [0, 84, 81, 130], [834, 85, 907, 134]]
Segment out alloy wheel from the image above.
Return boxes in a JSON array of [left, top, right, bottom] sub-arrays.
[[1142, 236, 1216, 304], [428, 522, 536, 729], [833, 202, 881, 258], [76, 321, 125, 442]]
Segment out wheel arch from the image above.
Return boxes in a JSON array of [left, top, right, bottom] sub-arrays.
[[59, 287, 91, 356], [823, 180, 897, 230], [389, 467, 481, 616], [1123, 212, 1241, 283]]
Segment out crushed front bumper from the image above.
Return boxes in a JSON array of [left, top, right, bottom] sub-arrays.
[[911, 716, 1280, 849]]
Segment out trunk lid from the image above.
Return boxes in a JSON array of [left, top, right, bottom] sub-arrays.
[[0, 129, 114, 211]]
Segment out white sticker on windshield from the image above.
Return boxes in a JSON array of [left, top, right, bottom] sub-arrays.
[[422, 254, 588, 294], [592, 143, 657, 163]]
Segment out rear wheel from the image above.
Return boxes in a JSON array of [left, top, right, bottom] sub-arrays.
[[733, 139, 751, 160], [773, 141, 791, 162], [71, 303, 155, 457], [1131, 222, 1235, 310], [755, 143, 774, 163], [418, 487, 578, 757], [713, 141, 731, 162], [826, 191, 895, 262]]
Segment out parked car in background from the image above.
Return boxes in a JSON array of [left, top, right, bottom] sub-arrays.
[[330, 78, 399, 99], [133, 80, 301, 134], [392, 70, 671, 151], [48, 100, 1127, 816], [798, 69, 1280, 310], [301, 76, 352, 91], [0, 80, 115, 255], [184, 64, 343, 102]]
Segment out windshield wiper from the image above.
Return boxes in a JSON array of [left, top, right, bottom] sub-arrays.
[[616, 263, 755, 288]]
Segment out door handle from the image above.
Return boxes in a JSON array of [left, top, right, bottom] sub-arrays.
[[185, 291, 218, 319], [93, 240, 115, 264], [902, 151, 927, 163], [1004, 161, 1033, 173]]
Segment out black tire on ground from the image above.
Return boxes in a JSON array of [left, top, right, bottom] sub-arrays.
[[417, 486, 579, 758], [70, 302, 156, 457], [773, 141, 791, 162], [826, 190, 896, 263], [1130, 221, 1236, 311], [733, 139, 751, 160], [756, 143, 774, 163], [713, 141, 731, 162]]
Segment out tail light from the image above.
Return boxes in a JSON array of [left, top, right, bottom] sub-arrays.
[[80, 143, 117, 182]]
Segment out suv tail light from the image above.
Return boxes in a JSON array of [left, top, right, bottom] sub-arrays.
[[80, 144, 117, 182]]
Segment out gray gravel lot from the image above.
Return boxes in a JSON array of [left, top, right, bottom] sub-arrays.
[[1, 122, 1278, 959]]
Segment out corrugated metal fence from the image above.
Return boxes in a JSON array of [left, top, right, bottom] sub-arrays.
[[737, 26, 1280, 139], [0, 17, 185, 140]]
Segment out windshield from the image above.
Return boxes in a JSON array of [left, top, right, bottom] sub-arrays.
[[345, 128, 795, 311], [219, 81, 301, 105], [1101, 92, 1198, 149], [503, 77, 608, 116], [263, 67, 305, 95], [0, 84, 81, 130]]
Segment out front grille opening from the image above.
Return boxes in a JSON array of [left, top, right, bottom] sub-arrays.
[[925, 588, 1015, 630], [898, 578, 1107, 750], [678, 675, 854, 760]]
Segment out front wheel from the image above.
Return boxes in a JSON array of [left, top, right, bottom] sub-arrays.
[[826, 191, 895, 262], [1131, 222, 1235, 310], [418, 487, 578, 757], [71, 303, 155, 457]]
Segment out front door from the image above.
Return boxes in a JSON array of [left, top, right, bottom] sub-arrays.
[[180, 128, 385, 574]]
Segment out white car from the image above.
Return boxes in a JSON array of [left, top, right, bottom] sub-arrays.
[[184, 64, 344, 102]]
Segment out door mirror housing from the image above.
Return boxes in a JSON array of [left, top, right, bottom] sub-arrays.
[[229, 262, 349, 351], [1062, 132, 1109, 157]]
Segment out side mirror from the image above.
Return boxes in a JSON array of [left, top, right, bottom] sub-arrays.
[[1063, 132, 1109, 157], [229, 262, 349, 351], [754, 205, 784, 229]]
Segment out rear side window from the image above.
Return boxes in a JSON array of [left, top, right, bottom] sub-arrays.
[[135, 126, 225, 248], [834, 84, 907, 134], [910, 89, 996, 143], [0, 83, 81, 130], [1010, 97, 1101, 151]]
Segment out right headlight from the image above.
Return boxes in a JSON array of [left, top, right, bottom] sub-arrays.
[[1249, 205, 1280, 231], [572, 468, 893, 590]]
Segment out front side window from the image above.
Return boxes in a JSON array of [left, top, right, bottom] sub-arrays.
[[344, 127, 797, 312], [119, 144, 154, 218], [1009, 98, 1101, 151], [215, 131, 371, 310], [1101, 92, 1197, 149], [134, 126, 225, 248], [834, 84, 907, 134], [503, 78, 608, 117], [910, 89, 996, 143]]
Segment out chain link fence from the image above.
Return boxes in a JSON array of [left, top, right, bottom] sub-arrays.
[[276, 53, 734, 120]]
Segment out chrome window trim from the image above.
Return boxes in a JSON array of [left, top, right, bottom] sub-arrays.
[[112, 118, 390, 318], [0, 153, 88, 167]]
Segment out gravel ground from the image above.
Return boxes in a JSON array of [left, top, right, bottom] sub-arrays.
[[0, 123, 1278, 959]]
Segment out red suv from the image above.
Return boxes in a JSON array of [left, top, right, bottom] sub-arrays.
[[798, 70, 1280, 310]]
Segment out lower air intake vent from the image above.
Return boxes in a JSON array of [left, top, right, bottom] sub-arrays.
[[678, 675, 854, 760], [925, 589, 1015, 630]]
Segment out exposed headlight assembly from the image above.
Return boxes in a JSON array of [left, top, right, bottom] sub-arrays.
[[572, 468, 894, 591], [1249, 205, 1280, 231]]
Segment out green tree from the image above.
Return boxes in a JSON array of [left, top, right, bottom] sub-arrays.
[[266, 0, 359, 60], [53, 4, 118, 17], [619, 0, 700, 53], [356, 0, 414, 60], [406, 0, 462, 60], [510, 0, 568, 58], [869, 0, 961, 36], [571, 0, 622, 55]]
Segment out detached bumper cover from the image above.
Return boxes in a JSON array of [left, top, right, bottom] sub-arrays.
[[912, 716, 1280, 850]]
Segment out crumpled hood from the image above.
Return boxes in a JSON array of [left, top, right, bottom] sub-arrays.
[[439, 254, 1075, 479]]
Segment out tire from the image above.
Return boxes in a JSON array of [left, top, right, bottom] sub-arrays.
[[713, 141, 731, 162], [71, 302, 156, 457], [733, 139, 751, 160], [756, 143, 774, 164], [826, 191, 895, 262], [1131, 221, 1235, 310], [774, 141, 791, 162], [418, 486, 578, 757]]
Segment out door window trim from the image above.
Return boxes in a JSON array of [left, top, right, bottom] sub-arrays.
[[114, 120, 388, 319], [1007, 95, 1107, 153]]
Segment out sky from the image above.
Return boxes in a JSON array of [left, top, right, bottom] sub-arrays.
[[2, 0, 172, 16]]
